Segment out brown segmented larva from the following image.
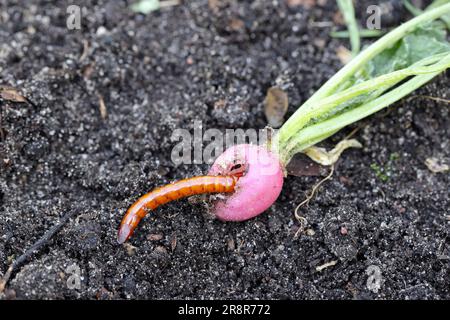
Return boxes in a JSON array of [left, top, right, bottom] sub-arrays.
[[117, 175, 239, 244]]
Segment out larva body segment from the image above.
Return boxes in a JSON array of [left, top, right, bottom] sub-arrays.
[[117, 175, 237, 244]]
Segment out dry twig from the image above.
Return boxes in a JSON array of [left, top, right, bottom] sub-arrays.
[[0, 210, 77, 293]]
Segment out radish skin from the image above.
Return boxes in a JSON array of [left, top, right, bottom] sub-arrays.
[[208, 144, 284, 221]]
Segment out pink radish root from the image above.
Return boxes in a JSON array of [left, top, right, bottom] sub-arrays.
[[208, 144, 284, 221]]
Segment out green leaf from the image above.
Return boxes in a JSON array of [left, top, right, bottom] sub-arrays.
[[366, 23, 450, 77]]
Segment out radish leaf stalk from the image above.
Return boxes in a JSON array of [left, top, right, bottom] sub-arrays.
[[281, 52, 450, 160], [275, 3, 450, 164]]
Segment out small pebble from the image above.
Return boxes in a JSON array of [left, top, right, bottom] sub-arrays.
[[147, 233, 164, 241], [227, 238, 235, 251], [124, 243, 137, 256]]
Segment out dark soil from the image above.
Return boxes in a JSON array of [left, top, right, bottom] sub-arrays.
[[0, 0, 449, 299]]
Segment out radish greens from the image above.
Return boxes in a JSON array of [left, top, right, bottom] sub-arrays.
[[274, 2, 450, 164]]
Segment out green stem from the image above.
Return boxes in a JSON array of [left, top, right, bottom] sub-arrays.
[[337, 0, 360, 56], [285, 53, 450, 158], [330, 29, 385, 39], [403, 0, 423, 16], [277, 52, 449, 145], [428, 0, 450, 11]]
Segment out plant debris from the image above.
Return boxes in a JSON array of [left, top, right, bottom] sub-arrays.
[[285, 0, 316, 9], [286, 154, 328, 177], [336, 45, 352, 64], [425, 157, 449, 173], [147, 233, 164, 241], [130, 0, 180, 14], [0, 210, 78, 293], [264, 86, 289, 128], [303, 139, 362, 166], [315, 260, 338, 272], [0, 86, 27, 103], [97, 94, 108, 120]]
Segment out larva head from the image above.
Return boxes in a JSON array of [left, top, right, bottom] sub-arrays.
[[208, 144, 284, 221], [227, 162, 248, 178]]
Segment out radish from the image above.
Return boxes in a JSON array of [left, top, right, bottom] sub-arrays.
[[208, 144, 284, 221]]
